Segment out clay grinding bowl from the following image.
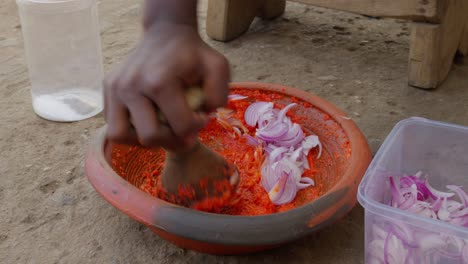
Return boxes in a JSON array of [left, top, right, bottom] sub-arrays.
[[85, 82, 372, 255]]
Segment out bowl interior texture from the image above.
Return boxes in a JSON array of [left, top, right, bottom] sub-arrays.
[[109, 86, 351, 212]]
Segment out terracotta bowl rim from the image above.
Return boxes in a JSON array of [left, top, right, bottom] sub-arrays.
[[85, 82, 371, 245]]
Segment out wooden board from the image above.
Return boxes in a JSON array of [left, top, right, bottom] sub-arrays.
[[408, 23, 440, 88], [408, 0, 468, 89], [458, 14, 468, 55], [289, 0, 442, 22]]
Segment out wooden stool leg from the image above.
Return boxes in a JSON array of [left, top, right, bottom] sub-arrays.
[[259, 0, 286, 19], [459, 20, 468, 56], [206, 0, 286, 42], [408, 0, 468, 89]]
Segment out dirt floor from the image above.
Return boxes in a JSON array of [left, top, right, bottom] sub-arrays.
[[1, 0, 468, 263]]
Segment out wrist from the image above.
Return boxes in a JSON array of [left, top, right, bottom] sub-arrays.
[[143, 0, 198, 31]]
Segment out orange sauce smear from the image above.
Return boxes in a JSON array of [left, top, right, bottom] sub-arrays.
[[128, 88, 323, 216]]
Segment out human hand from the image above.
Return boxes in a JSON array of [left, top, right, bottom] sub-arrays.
[[104, 23, 230, 150]]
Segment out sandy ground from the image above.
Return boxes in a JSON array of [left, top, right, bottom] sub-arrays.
[[1, 0, 468, 263]]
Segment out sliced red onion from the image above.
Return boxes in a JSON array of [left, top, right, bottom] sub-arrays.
[[256, 122, 289, 141], [261, 158, 304, 205], [450, 207, 468, 218], [276, 103, 297, 122], [263, 144, 274, 154], [297, 177, 315, 189], [257, 112, 276, 129], [449, 215, 468, 227], [446, 185, 468, 206], [384, 228, 408, 264], [268, 173, 288, 203], [270, 146, 289, 163], [425, 180, 455, 199], [390, 178, 418, 210], [244, 102, 273, 127], [368, 239, 385, 263], [383, 228, 394, 264], [228, 94, 248, 101], [400, 187, 418, 210], [371, 173, 468, 264], [243, 100, 321, 205], [407, 201, 437, 219], [232, 127, 242, 136], [390, 222, 418, 248], [438, 198, 452, 221], [269, 173, 297, 205], [463, 244, 468, 264], [260, 159, 276, 192], [446, 200, 464, 212], [418, 234, 447, 251], [289, 146, 303, 163], [400, 176, 434, 201], [267, 160, 301, 205], [302, 158, 310, 170], [281, 158, 302, 182], [302, 135, 322, 158], [390, 176, 403, 207], [243, 134, 261, 147], [432, 198, 442, 211], [275, 123, 304, 147]]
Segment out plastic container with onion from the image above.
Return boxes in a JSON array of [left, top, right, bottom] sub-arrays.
[[358, 117, 468, 264]]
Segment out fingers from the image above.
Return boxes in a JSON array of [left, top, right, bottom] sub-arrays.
[[144, 78, 207, 139], [126, 95, 180, 148], [103, 79, 136, 145], [103, 37, 229, 149], [201, 51, 230, 111]]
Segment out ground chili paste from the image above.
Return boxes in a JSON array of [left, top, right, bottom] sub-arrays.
[[113, 88, 324, 216]]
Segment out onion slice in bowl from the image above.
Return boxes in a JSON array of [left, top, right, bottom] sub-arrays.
[[242, 100, 322, 205]]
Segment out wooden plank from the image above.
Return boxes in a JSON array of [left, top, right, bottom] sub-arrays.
[[457, 13, 468, 55], [408, 0, 467, 89], [408, 23, 440, 88], [289, 0, 442, 22]]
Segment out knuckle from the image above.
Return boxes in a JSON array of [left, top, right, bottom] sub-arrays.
[[106, 127, 128, 142], [209, 88, 228, 109], [172, 121, 196, 138], [137, 133, 158, 147], [115, 81, 137, 101], [141, 75, 165, 95]]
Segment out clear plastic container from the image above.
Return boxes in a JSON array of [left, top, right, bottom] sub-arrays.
[[17, 0, 104, 122], [358, 117, 468, 264]]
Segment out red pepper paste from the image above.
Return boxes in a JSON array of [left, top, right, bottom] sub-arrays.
[[115, 88, 326, 216]]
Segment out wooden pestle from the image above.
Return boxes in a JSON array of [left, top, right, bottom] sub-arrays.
[[157, 87, 239, 206]]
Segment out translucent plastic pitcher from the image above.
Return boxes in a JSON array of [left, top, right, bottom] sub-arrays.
[[17, 0, 104, 122]]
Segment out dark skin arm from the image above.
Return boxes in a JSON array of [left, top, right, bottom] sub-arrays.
[[104, 0, 230, 151]]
